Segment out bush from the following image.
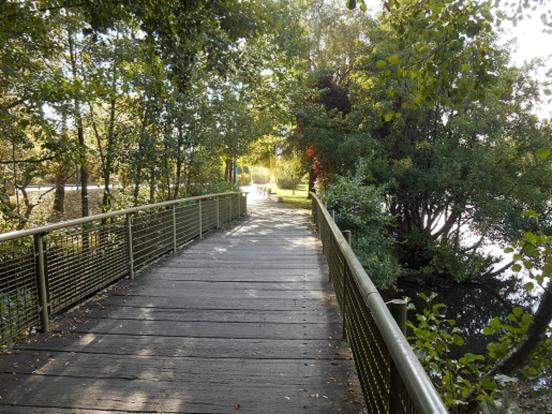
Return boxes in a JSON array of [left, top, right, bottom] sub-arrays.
[[237, 173, 251, 186], [275, 155, 303, 191], [322, 168, 400, 287], [236, 165, 250, 174], [251, 168, 270, 184]]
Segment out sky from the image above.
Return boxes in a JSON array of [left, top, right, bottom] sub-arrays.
[[500, 8, 552, 119]]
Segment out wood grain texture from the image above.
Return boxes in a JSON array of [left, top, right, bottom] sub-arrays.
[[0, 197, 363, 413]]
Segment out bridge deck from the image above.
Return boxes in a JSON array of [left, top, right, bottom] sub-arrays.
[[0, 197, 363, 413]]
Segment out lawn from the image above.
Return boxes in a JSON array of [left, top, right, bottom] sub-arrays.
[[271, 183, 311, 209]]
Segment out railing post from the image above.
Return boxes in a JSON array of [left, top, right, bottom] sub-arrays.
[[388, 299, 408, 414], [343, 230, 352, 246], [172, 204, 177, 253], [126, 213, 134, 280], [229, 195, 233, 221], [198, 199, 203, 239], [216, 196, 220, 229], [34, 233, 49, 332], [237, 193, 240, 218], [331, 210, 335, 221]]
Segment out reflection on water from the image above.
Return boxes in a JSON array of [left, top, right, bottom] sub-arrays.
[[385, 275, 535, 357]]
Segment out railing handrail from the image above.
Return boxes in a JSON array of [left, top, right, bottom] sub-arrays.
[[0, 191, 244, 243], [310, 192, 448, 414]]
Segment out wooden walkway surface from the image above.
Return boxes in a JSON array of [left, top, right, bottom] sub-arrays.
[[0, 196, 363, 413]]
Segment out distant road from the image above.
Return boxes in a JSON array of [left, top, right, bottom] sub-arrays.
[[23, 185, 122, 193]]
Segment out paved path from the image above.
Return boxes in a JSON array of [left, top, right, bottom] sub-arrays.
[[0, 196, 363, 413]]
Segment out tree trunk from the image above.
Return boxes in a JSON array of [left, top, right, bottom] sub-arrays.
[[53, 172, 66, 214], [102, 175, 111, 210], [133, 167, 141, 205], [149, 167, 156, 204], [464, 284, 552, 413], [225, 159, 232, 182], [68, 30, 88, 218], [493, 285, 552, 375]]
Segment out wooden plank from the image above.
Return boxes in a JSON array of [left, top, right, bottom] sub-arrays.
[[93, 295, 333, 311], [0, 374, 362, 413], [119, 280, 332, 291], [110, 285, 330, 299], [16, 334, 351, 359], [0, 350, 353, 385], [144, 266, 326, 278], [55, 318, 342, 340], [59, 305, 340, 324]]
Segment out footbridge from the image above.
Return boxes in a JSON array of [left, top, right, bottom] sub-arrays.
[[0, 190, 446, 413]]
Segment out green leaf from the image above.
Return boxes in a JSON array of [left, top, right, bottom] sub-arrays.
[[384, 112, 393, 122], [453, 334, 465, 346], [511, 263, 522, 272], [537, 148, 551, 160], [346, 0, 357, 10], [524, 282, 534, 291], [521, 210, 539, 218], [523, 244, 539, 258], [544, 258, 552, 277], [376, 59, 387, 69], [480, 399, 499, 414], [481, 377, 497, 390], [387, 54, 400, 65]]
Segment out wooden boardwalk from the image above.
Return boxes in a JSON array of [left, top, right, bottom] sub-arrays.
[[0, 196, 363, 413]]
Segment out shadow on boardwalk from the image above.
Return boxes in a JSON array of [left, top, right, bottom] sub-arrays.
[[0, 196, 364, 413]]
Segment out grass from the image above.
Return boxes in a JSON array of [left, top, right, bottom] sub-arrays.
[[270, 183, 311, 209]]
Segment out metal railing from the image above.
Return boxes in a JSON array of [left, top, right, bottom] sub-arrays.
[[0, 192, 247, 345], [311, 192, 447, 414]]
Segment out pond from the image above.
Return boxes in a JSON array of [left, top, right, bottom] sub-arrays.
[[384, 274, 535, 357]]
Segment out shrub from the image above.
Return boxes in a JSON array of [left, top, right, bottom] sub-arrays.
[[275, 154, 304, 192], [237, 173, 251, 186], [251, 167, 270, 184], [322, 167, 400, 287]]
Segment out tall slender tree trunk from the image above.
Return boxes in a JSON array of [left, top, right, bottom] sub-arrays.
[[53, 114, 70, 216], [133, 169, 141, 205], [225, 159, 232, 182], [68, 30, 88, 217], [53, 172, 66, 214], [148, 167, 156, 204], [102, 97, 117, 210]]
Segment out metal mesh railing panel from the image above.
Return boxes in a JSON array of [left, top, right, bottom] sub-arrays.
[[132, 207, 174, 270], [201, 198, 218, 233], [345, 267, 391, 413], [0, 239, 39, 343], [46, 218, 128, 314], [231, 193, 239, 218], [220, 195, 232, 224], [0, 192, 246, 345], [175, 202, 200, 245]]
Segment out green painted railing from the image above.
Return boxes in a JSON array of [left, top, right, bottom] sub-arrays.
[[311, 192, 448, 414], [0, 192, 247, 345]]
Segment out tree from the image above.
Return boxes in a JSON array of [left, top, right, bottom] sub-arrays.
[[295, 0, 552, 282]]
